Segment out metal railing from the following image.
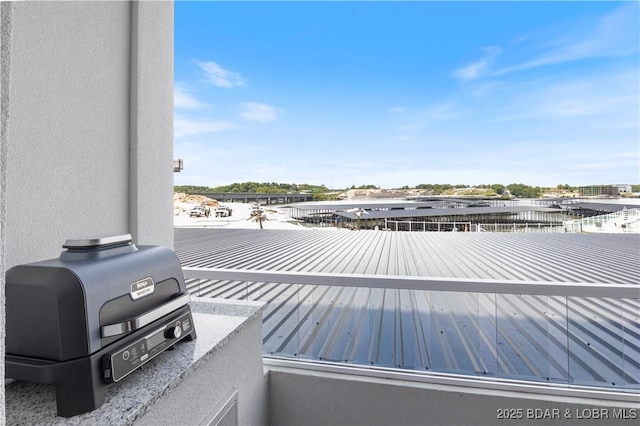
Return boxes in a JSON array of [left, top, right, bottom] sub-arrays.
[[582, 208, 640, 233], [182, 267, 640, 402], [383, 220, 565, 233], [385, 220, 472, 232], [183, 267, 638, 298], [476, 222, 564, 233]]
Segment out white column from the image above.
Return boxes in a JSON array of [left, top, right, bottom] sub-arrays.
[[128, 1, 175, 248]]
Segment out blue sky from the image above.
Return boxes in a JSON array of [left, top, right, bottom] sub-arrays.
[[174, 1, 639, 190]]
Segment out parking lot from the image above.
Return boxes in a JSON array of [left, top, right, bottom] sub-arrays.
[[174, 202, 309, 230]]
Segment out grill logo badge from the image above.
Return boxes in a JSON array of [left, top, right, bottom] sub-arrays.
[[130, 277, 155, 300]]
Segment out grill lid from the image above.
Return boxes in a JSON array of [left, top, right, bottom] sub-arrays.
[[63, 234, 133, 249], [6, 234, 189, 359]]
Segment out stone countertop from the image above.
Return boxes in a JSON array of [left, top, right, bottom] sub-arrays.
[[5, 298, 266, 426]]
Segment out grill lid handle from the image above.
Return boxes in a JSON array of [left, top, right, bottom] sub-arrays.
[[63, 234, 133, 249], [101, 294, 191, 338]]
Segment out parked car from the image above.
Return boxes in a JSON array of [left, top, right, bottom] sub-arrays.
[[250, 203, 262, 216], [190, 205, 210, 217], [215, 206, 232, 217]]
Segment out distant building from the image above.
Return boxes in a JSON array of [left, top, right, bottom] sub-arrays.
[[578, 184, 631, 197], [615, 184, 633, 193]]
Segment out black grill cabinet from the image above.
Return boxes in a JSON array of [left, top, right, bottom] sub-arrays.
[[5, 235, 197, 417]]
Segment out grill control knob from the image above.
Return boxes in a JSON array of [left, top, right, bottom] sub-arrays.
[[165, 321, 183, 339]]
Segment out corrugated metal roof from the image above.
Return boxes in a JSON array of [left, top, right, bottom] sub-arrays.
[[174, 228, 640, 391], [331, 205, 564, 220], [282, 201, 455, 210], [566, 202, 635, 213], [175, 229, 639, 283]]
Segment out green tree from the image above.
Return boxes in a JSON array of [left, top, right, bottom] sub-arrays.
[[174, 185, 213, 193], [491, 184, 506, 195], [181, 182, 332, 194], [507, 183, 542, 198], [415, 183, 454, 195]]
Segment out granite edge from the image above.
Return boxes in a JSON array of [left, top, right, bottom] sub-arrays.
[[5, 298, 267, 425]]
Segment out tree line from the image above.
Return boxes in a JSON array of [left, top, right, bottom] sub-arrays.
[[174, 182, 331, 195], [176, 182, 638, 199]]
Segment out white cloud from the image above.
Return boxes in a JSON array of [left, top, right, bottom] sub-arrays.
[[453, 4, 639, 85], [490, 70, 638, 123], [195, 60, 247, 88], [174, 114, 236, 139], [493, 3, 639, 76], [547, 93, 636, 118], [174, 85, 206, 109], [239, 102, 282, 123], [454, 46, 502, 81]]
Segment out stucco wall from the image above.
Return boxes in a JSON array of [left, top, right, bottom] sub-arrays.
[[129, 1, 175, 249], [1, 1, 13, 420], [1, 1, 174, 422], [5, 1, 131, 267], [4, 1, 174, 270]]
